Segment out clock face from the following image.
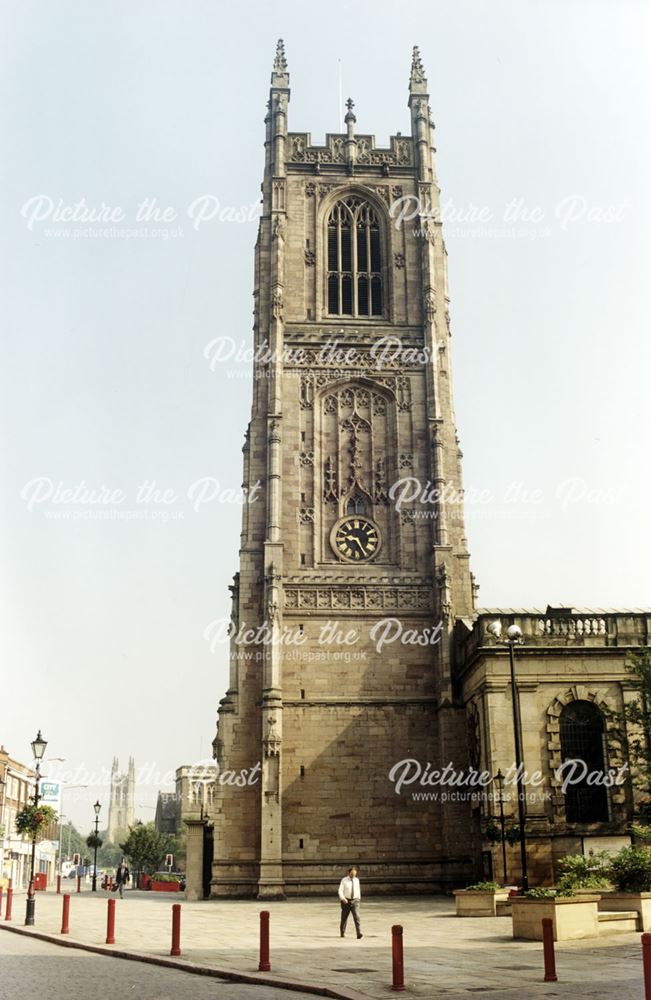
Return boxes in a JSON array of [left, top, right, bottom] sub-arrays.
[[331, 516, 381, 562]]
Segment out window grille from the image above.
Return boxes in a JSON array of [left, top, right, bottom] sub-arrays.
[[559, 701, 609, 822]]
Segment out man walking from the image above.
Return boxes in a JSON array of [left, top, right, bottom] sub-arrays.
[[338, 865, 362, 939], [115, 859, 130, 898]]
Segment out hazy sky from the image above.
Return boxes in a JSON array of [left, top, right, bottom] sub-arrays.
[[1, 0, 649, 832]]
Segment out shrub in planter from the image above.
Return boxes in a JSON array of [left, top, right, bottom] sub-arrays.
[[555, 852, 611, 895], [609, 847, 651, 893], [454, 880, 509, 916]]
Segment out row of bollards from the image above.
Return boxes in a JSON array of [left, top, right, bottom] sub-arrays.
[[10, 891, 651, 994]]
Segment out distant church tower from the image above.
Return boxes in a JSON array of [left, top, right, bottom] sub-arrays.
[[211, 42, 476, 898], [107, 757, 135, 843]]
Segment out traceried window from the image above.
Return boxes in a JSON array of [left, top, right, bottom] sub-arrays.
[[559, 701, 609, 823], [345, 493, 367, 515], [327, 198, 383, 317]]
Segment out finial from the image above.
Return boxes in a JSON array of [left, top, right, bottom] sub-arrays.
[[344, 96, 356, 125], [409, 44, 428, 91], [273, 39, 287, 73], [271, 38, 289, 87]]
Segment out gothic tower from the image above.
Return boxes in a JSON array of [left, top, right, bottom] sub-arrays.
[[211, 43, 477, 898], [107, 756, 135, 843]]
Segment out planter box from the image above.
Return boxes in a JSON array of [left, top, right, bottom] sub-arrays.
[[139, 874, 152, 890], [151, 880, 181, 892], [454, 889, 511, 917], [511, 896, 601, 940], [598, 891, 651, 930]]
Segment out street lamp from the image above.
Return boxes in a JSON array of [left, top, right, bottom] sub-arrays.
[[91, 801, 101, 892], [25, 729, 47, 926], [493, 768, 508, 884], [487, 621, 529, 891], [56, 785, 88, 876]]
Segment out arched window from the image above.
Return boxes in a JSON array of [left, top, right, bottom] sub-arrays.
[[559, 701, 609, 823], [346, 493, 367, 515], [327, 198, 383, 317]]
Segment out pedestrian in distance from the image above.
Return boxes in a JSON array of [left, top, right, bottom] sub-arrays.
[[115, 859, 130, 899], [338, 865, 362, 939]]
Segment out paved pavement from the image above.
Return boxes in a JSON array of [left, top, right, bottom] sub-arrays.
[[0, 931, 317, 1000], [0, 889, 645, 998]]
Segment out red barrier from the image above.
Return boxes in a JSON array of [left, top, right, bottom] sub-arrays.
[[106, 897, 116, 944], [258, 910, 271, 972], [61, 894, 70, 934], [5, 887, 13, 921], [643, 933, 651, 1000], [76, 875, 81, 894], [170, 903, 181, 956], [391, 924, 405, 992], [56, 875, 61, 895], [542, 918, 557, 982]]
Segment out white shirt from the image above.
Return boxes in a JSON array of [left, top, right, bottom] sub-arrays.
[[338, 875, 361, 902]]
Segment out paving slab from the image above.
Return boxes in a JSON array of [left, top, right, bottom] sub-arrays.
[[1, 889, 644, 999]]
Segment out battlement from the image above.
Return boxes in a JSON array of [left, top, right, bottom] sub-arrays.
[[286, 133, 414, 171]]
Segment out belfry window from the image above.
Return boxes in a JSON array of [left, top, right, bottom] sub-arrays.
[[327, 198, 383, 317], [559, 700, 609, 823]]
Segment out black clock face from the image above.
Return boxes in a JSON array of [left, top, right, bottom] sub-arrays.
[[331, 517, 380, 562]]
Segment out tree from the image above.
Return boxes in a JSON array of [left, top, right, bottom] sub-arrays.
[[98, 841, 124, 869], [119, 822, 176, 875]]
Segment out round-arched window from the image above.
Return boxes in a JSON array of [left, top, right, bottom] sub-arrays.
[[559, 700, 609, 823]]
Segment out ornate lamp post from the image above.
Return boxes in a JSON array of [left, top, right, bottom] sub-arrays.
[[25, 729, 47, 926], [493, 768, 508, 883], [488, 621, 529, 891], [92, 801, 101, 891]]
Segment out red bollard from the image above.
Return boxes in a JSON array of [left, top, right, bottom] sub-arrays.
[[258, 910, 271, 972], [106, 897, 116, 944], [76, 875, 81, 894], [5, 887, 13, 921], [61, 893, 70, 934], [391, 924, 405, 992], [542, 918, 557, 982], [170, 903, 181, 956], [56, 875, 61, 894], [643, 932, 651, 999]]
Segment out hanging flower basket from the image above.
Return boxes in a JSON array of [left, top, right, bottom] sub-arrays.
[[15, 804, 57, 838]]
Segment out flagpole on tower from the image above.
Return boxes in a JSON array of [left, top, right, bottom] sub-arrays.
[[338, 59, 343, 131]]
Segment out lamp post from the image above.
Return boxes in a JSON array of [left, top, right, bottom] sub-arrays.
[[25, 729, 48, 926], [91, 801, 101, 891], [56, 784, 89, 876], [488, 621, 529, 892], [494, 768, 508, 884]]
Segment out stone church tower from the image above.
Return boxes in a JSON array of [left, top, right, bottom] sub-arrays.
[[211, 42, 478, 898], [107, 756, 135, 844]]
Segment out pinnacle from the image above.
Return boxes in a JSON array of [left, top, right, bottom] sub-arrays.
[[410, 44, 427, 88], [273, 38, 287, 73]]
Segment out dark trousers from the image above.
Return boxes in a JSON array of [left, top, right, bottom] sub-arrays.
[[340, 900, 361, 936]]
